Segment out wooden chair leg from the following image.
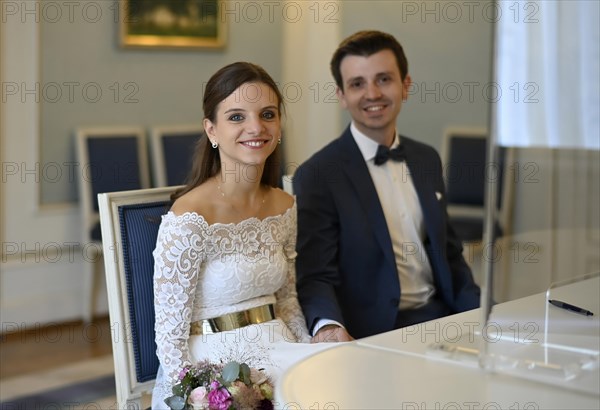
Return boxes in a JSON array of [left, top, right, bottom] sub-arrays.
[[82, 246, 102, 323]]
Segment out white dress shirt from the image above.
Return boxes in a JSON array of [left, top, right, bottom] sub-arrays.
[[351, 122, 435, 310]]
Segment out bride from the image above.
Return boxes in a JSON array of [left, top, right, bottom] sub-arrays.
[[152, 62, 332, 408]]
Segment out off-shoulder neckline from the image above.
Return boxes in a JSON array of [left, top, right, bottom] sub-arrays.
[[164, 199, 295, 229]]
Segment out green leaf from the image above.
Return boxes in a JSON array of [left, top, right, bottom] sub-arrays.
[[164, 395, 186, 410], [240, 363, 251, 385], [216, 375, 229, 389], [222, 361, 240, 383], [172, 384, 184, 396], [183, 372, 195, 386]]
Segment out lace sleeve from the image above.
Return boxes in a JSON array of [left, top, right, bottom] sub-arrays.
[[153, 215, 205, 394], [274, 207, 311, 343]]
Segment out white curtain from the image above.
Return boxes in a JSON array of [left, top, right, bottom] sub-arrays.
[[496, 0, 599, 149]]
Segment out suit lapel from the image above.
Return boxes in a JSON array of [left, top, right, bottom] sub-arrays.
[[403, 142, 443, 243], [403, 138, 449, 289], [339, 128, 396, 270]]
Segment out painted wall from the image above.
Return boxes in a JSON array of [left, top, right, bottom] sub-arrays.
[[38, 1, 283, 204]]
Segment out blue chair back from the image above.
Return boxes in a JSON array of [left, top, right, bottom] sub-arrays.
[[87, 136, 145, 212], [445, 136, 506, 209], [161, 132, 203, 186], [118, 200, 169, 382], [444, 133, 508, 241]]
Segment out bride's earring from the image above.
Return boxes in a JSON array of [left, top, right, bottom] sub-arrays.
[[211, 140, 218, 149], [278, 136, 282, 145]]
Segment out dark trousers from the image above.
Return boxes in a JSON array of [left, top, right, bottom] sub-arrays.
[[395, 298, 451, 329]]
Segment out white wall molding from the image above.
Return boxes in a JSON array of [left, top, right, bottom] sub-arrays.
[[1, 6, 102, 327], [1, 257, 108, 329]]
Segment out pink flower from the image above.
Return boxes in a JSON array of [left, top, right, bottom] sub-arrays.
[[188, 386, 209, 410], [179, 367, 189, 381], [207, 382, 232, 410]]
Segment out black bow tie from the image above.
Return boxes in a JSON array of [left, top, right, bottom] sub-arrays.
[[374, 144, 406, 165]]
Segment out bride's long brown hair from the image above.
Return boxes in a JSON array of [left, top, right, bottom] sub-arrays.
[[171, 62, 285, 202]]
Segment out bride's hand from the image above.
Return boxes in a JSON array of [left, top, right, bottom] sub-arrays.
[[311, 325, 354, 343]]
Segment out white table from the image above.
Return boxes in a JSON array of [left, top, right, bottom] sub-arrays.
[[277, 277, 599, 409]]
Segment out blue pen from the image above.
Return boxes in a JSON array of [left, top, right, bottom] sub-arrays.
[[548, 299, 594, 316]]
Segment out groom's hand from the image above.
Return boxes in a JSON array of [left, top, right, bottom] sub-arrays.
[[311, 325, 354, 343]]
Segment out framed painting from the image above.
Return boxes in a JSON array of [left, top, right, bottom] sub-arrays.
[[120, 0, 226, 49]]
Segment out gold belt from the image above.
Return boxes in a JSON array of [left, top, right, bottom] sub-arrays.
[[190, 304, 275, 335]]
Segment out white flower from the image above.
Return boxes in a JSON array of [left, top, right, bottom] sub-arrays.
[[188, 386, 209, 410], [249, 368, 268, 385]]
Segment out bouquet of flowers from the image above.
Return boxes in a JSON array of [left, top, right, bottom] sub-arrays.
[[165, 360, 274, 410]]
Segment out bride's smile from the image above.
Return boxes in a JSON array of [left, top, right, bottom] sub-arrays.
[[203, 81, 281, 168]]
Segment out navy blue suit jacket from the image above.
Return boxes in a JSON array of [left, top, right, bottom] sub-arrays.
[[294, 126, 480, 339]]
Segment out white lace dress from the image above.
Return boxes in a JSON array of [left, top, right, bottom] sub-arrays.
[[152, 202, 331, 409]]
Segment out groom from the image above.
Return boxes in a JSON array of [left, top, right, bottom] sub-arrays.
[[294, 30, 480, 342]]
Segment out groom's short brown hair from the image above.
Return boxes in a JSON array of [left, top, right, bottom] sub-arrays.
[[330, 30, 409, 90]]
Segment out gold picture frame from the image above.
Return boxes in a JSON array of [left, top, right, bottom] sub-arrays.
[[120, 0, 226, 49]]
